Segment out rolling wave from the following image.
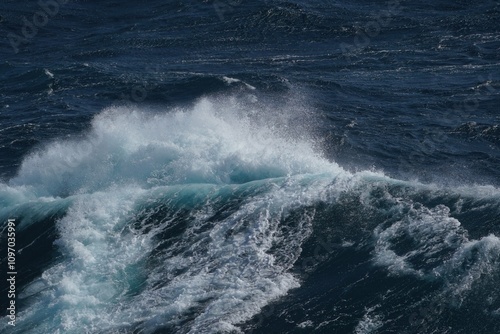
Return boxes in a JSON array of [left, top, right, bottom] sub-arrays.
[[1, 96, 499, 333]]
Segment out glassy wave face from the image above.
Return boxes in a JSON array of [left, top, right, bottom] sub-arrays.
[[1, 0, 499, 333]]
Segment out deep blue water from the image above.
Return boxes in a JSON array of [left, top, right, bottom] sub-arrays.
[[0, 0, 499, 333]]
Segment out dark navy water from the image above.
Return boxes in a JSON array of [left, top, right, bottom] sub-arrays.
[[1, 1, 499, 333]]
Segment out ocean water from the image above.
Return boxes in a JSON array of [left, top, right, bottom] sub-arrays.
[[0, 0, 499, 333]]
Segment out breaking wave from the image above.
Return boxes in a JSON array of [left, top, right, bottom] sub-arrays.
[[1, 96, 499, 333]]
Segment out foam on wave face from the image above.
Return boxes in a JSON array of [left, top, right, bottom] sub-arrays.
[[9, 97, 339, 197], [0, 97, 351, 333], [1, 95, 499, 333], [372, 195, 500, 312]]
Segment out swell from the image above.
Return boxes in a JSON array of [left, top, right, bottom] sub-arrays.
[[0, 96, 499, 333]]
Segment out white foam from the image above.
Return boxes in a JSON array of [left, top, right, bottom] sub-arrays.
[[121, 174, 337, 333], [7, 186, 152, 333], [5, 94, 498, 333], [221, 76, 256, 90], [372, 199, 500, 307], [354, 306, 383, 334], [44, 69, 54, 78], [297, 320, 314, 328], [222, 76, 240, 84], [373, 204, 466, 277], [438, 234, 500, 304], [10, 97, 340, 197], [1, 96, 351, 333]]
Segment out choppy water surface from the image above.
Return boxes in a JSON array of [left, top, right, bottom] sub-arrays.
[[0, 1, 499, 333]]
